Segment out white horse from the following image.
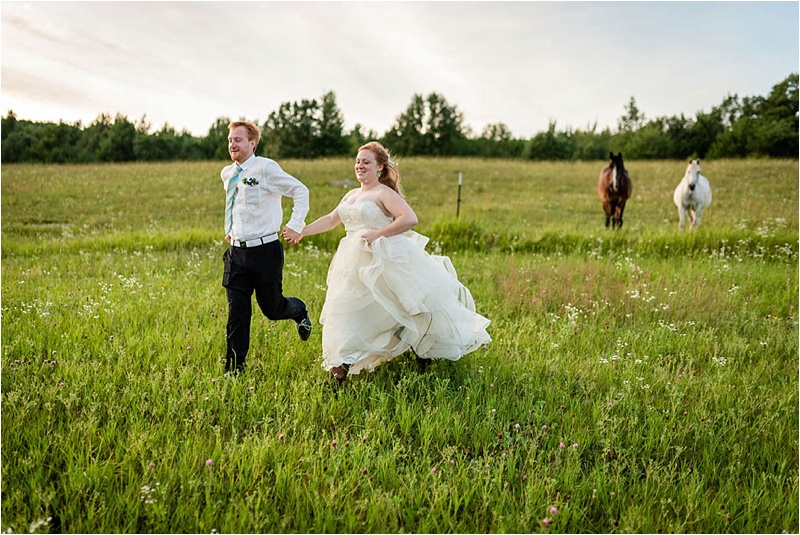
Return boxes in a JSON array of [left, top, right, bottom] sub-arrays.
[[673, 159, 712, 230]]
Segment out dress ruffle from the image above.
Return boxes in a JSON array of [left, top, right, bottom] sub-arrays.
[[319, 218, 491, 375]]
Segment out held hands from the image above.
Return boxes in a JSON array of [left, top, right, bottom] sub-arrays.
[[281, 226, 302, 245], [280, 227, 381, 246]]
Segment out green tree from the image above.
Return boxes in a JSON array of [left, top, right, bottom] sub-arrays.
[[36, 121, 83, 163], [97, 114, 136, 162], [621, 118, 672, 159], [202, 117, 233, 160], [74, 113, 112, 161], [759, 73, 798, 126], [747, 118, 798, 157], [524, 121, 572, 160], [571, 123, 612, 160], [662, 114, 692, 159], [618, 96, 646, 133], [473, 123, 525, 158], [262, 92, 348, 159], [263, 99, 319, 158], [748, 73, 798, 156], [134, 123, 185, 161], [176, 130, 205, 160], [317, 91, 349, 157], [685, 109, 724, 159], [705, 86, 794, 158], [383, 94, 427, 155], [426, 92, 466, 156], [613, 96, 647, 156], [2, 109, 18, 143], [1, 118, 38, 162], [346, 123, 380, 155], [383, 93, 466, 156]]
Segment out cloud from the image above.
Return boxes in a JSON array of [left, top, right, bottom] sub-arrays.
[[3, 11, 75, 46], [1, 1, 797, 138], [2, 66, 99, 109]]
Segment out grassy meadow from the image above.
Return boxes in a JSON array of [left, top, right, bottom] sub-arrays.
[[2, 157, 798, 533]]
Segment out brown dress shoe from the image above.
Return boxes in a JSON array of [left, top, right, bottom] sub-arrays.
[[329, 363, 350, 384]]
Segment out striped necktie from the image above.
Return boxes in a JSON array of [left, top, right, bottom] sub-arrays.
[[224, 165, 242, 236]]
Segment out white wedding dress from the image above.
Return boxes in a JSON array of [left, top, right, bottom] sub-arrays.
[[319, 199, 491, 375]]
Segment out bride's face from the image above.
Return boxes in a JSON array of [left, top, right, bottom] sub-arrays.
[[355, 150, 382, 185]]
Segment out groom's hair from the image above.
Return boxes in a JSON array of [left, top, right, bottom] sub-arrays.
[[229, 121, 262, 145]]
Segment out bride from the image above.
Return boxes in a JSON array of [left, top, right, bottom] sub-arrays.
[[284, 141, 491, 384]]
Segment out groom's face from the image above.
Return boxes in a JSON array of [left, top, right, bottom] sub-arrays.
[[228, 126, 256, 164]]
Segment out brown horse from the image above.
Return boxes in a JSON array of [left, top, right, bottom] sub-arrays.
[[597, 152, 633, 229]]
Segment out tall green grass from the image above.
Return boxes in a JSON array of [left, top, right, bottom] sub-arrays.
[[2, 158, 797, 533]]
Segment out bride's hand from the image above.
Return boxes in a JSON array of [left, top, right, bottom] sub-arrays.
[[362, 230, 380, 245], [282, 227, 302, 244]]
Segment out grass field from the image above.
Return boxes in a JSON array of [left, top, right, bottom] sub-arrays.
[[2, 158, 798, 533]]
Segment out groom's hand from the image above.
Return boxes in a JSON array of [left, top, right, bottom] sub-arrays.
[[282, 227, 301, 244]]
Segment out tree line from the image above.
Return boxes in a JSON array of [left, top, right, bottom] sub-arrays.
[[2, 74, 796, 164]]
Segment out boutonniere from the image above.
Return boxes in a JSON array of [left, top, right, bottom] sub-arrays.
[[242, 177, 259, 186]]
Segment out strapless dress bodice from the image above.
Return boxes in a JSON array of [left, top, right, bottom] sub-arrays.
[[337, 200, 393, 233]]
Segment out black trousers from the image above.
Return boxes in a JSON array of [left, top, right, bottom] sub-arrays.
[[222, 241, 305, 373]]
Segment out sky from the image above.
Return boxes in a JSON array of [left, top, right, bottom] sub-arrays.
[[1, 1, 798, 139]]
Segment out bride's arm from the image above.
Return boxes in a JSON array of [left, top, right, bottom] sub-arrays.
[[288, 191, 356, 243], [298, 209, 342, 240], [363, 189, 418, 244]]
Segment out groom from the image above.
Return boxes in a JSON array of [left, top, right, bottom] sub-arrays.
[[220, 120, 311, 374]]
